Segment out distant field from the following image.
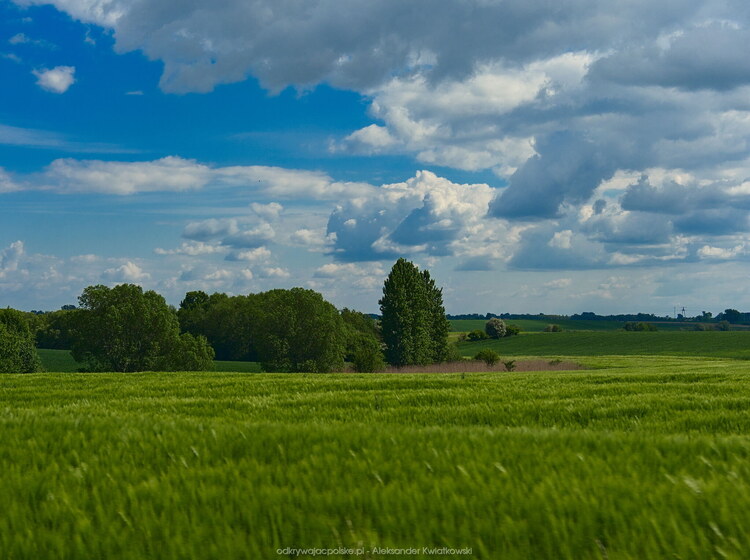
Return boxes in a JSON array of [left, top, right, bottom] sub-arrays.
[[449, 318, 737, 332], [452, 318, 625, 332], [4, 358, 750, 558], [459, 330, 750, 359], [37, 349, 262, 373]]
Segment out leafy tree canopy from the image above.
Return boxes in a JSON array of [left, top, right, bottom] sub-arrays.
[[72, 284, 214, 372], [0, 308, 42, 373]]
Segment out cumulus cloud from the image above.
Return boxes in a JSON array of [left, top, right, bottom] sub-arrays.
[[33, 66, 75, 93], [225, 246, 272, 262], [0, 240, 24, 277], [101, 261, 150, 283], [326, 170, 495, 262]]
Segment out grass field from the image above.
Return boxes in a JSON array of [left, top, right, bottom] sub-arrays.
[[37, 349, 262, 373], [3, 358, 750, 558], [449, 318, 741, 332], [459, 330, 750, 360]]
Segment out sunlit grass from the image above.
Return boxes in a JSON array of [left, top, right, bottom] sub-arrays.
[[3, 357, 750, 558]]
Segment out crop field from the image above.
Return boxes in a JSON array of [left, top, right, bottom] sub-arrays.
[[4, 352, 750, 559], [448, 318, 738, 332], [450, 318, 624, 332], [459, 330, 750, 360]]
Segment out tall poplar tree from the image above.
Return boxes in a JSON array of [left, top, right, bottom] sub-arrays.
[[379, 258, 449, 366]]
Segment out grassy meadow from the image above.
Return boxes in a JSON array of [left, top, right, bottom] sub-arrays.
[[5, 333, 750, 558]]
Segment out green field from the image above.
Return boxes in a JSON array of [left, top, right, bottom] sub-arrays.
[[2, 355, 750, 558], [459, 330, 750, 360], [10, 335, 750, 558], [37, 349, 262, 373], [449, 318, 734, 332]]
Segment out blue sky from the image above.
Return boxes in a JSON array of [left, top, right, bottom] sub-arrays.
[[3, 0, 750, 316]]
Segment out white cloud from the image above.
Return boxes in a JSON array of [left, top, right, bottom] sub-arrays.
[[226, 246, 272, 262], [9, 33, 29, 45], [33, 66, 76, 93], [0, 168, 20, 193], [250, 201, 283, 221], [101, 261, 150, 283], [43, 156, 211, 194], [0, 241, 24, 277], [258, 267, 290, 279], [154, 241, 226, 256]]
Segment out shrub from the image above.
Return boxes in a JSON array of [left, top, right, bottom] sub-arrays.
[[351, 337, 386, 373], [504, 324, 521, 337], [716, 320, 731, 331], [544, 324, 562, 332], [474, 349, 501, 366], [484, 318, 507, 339], [467, 329, 488, 341], [503, 360, 516, 372], [624, 322, 658, 332]]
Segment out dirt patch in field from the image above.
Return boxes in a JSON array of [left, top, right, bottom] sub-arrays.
[[373, 359, 584, 374]]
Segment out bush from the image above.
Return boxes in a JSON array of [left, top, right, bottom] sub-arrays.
[[474, 349, 500, 366], [504, 324, 521, 337], [503, 360, 516, 372], [544, 324, 562, 332], [716, 320, 731, 331], [484, 318, 507, 339], [624, 322, 658, 332], [351, 337, 386, 373], [467, 329, 488, 341]]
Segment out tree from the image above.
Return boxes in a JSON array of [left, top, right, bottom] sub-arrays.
[[253, 288, 345, 372], [422, 270, 451, 363], [72, 284, 214, 372], [178, 291, 259, 361], [485, 318, 507, 339], [721, 309, 742, 324], [0, 309, 42, 373], [379, 258, 449, 367], [341, 308, 385, 372]]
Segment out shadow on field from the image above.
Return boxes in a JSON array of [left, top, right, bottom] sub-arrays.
[[366, 359, 584, 374]]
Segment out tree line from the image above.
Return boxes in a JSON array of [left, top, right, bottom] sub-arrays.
[[1, 258, 451, 374]]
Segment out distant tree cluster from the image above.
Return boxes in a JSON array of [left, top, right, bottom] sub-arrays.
[[72, 284, 215, 372], [0, 309, 42, 373]]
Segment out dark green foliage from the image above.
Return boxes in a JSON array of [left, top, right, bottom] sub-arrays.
[[0, 309, 42, 373], [253, 288, 345, 373], [35, 309, 78, 349], [467, 329, 488, 341], [503, 360, 516, 372], [351, 337, 386, 373], [422, 270, 451, 363], [379, 259, 435, 366], [342, 308, 385, 373], [72, 284, 214, 372], [716, 320, 731, 331], [544, 324, 563, 332], [474, 348, 500, 366], [505, 323, 521, 336], [178, 291, 259, 361], [624, 322, 657, 332], [485, 317, 507, 339], [721, 308, 742, 324]]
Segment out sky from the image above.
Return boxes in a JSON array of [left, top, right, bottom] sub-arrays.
[[2, 1, 750, 316]]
